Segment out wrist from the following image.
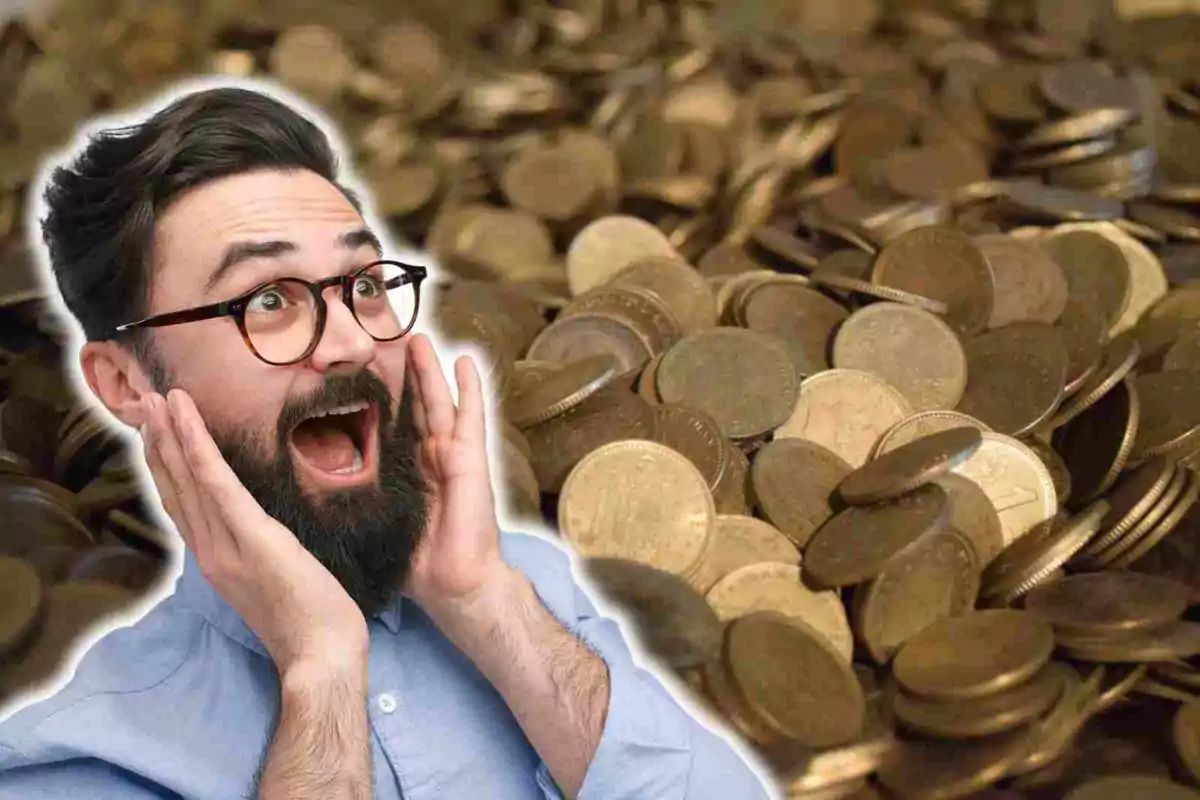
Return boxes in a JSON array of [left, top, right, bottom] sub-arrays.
[[423, 565, 530, 651], [280, 651, 368, 696]]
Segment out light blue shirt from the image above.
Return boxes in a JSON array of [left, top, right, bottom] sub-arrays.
[[0, 530, 773, 799]]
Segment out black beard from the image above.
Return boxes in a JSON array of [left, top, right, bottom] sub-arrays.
[[139, 339, 429, 617]]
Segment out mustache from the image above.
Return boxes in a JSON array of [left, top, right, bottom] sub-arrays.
[[276, 370, 395, 441]]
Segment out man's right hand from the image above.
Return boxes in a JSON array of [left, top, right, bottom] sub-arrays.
[[141, 389, 368, 677]]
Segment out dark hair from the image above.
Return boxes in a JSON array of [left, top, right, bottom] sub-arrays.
[[41, 86, 361, 346]]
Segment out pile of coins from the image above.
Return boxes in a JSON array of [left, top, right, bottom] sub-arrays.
[[0, 343, 170, 703], [5, 0, 1200, 797]]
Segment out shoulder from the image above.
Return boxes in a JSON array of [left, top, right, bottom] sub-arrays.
[[498, 529, 596, 623], [0, 594, 204, 753]]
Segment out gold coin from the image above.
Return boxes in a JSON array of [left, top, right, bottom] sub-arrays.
[[711, 442, 751, 516], [805, 484, 950, 589], [686, 515, 800, 596], [893, 610, 1055, 700], [853, 526, 979, 664], [933, 473, 1007, 567], [950, 432, 1058, 549], [559, 285, 683, 357], [777, 369, 914, 468], [974, 234, 1069, 328], [704, 562, 853, 662], [831, 302, 968, 412], [725, 611, 865, 748], [558, 440, 713, 578], [958, 323, 1068, 437], [1084, 466, 1190, 568], [1007, 663, 1094, 777], [656, 327, 798, 440]]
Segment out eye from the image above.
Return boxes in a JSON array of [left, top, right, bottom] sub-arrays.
[[247, 286, 291, 313], [353, 273, 385, 299]]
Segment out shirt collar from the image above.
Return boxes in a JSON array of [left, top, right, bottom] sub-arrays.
[[173, 549, 406, 658]]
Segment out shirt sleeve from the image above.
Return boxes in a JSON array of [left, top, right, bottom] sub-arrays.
[[532, 579, 777, 800], [0, 742, 177, 800]]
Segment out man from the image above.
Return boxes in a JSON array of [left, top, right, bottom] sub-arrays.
[[0, 82, 773, 799]]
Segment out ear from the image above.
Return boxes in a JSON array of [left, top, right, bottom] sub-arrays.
[[80, 340, 155, 429]]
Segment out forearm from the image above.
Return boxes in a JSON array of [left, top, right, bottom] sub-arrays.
[[429, 567, 610, 799], [257, 661, 373, 800]]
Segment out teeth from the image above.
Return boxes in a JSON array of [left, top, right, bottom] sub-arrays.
[[330, 449, 364, 475], [307, 401, 369, 419]]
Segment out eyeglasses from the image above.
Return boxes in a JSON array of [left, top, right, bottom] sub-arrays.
[[115, 260, 428, 365]]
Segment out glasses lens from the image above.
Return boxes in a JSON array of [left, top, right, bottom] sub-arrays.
[[243, 280, 319, 363], [351, 262, 417, 340]]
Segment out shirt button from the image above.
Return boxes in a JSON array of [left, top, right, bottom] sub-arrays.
[[377, 693, 398, 714]]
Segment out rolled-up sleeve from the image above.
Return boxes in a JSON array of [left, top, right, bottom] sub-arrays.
[[532, 579, 777, 800]]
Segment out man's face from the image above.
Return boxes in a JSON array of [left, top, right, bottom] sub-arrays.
[[142, 168, 428, 615]]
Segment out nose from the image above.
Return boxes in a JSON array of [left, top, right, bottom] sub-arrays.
[[307, 285, 376, 374]]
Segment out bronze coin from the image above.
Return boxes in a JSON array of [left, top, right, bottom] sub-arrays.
[[1131, 371, 1200, 460], [1055, 294, 1107, 396], [559, 285, 683, 356], [805, 484, 950, 589], [0, 556, 42, 657], [651, 403, 728, 490], [525, 312, 653, 375], [741, 283, 849, 379], [525, 387, 655, 493], [1048, 333, 1140, 429], [1001, 182, 1124, 222], [607, 256, 719, 337], [712, 441, 751, 516], [1107, 470, 1200, 570], [656, 327, 798, 440], [831, 303, 969, 412], [980, 500, 1108, 606], [893, 661, 1068, 739], [853, 526, 979, 664], [1022, 436, 1073, 507], [838, 427, 983, 506], [751, 438, 852, 549], [1042, 230, 1132, 329], [878, 728, 1032, 800], [506, 354, 620, 429], [725, 611, 865, 748], [582, 557, 721, 669], [807, 271, 949, 315], [558, 440, 713, 578], [975, 234, 1070, 328], [1081, 455, 1176, 557], [958, 324, 1068, 437], [870, 225, 995, 337], [1024, 572, 1192, 637], [686, 515, 800, 596], [1065, 776, 1200, 800], [1053, 377, 1139, 505], [893, 609, 1056, 700], [1084, 466, 1190, 569], [1059, 621, 1200, 663], [874, 411, 992, 457], [934, 473, 1007, 566]]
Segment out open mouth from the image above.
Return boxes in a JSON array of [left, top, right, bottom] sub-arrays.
[[287, 401, 379, 489]]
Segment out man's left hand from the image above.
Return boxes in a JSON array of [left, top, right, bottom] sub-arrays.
[[402, 332, 513, 622]]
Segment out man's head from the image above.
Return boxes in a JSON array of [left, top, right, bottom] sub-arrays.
[[40, 86, 429, 616]]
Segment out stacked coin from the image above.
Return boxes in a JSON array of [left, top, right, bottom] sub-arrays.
[[5, 0, 1200, 797]]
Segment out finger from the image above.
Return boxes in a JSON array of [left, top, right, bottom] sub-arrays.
[[167, 389, 272, 546], [453, 355, 486, 447], [147, 392, 222, 553], [412, 333, 457, 436], [140, 410, 197, 554], [406, 357, 429, 440]]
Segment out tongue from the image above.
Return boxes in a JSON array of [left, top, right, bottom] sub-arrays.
[[291, 418, 358, 473]]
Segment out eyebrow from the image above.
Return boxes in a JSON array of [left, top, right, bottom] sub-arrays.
[[204, 228, 384, 292]]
